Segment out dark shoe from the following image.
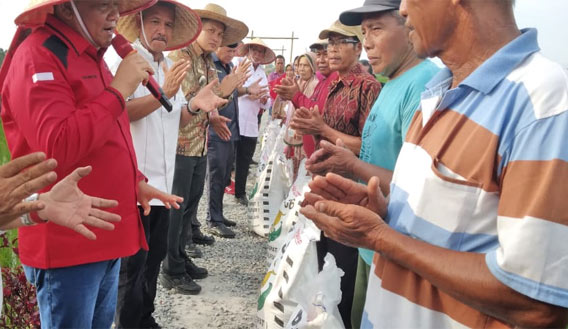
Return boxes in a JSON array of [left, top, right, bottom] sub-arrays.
[[223, 218, 237, 227], [141, 316, 161, 329], [250, 159, 258, 165], [159, 272, 201, 295], [235, 196, 248, 207], [185, 243, 203, 258], [207, 223, 236, 239], [184, 257, 208, 279], [192, 229, 215, 245]]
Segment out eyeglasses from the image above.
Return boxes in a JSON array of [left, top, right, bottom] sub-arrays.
[[327, 38, 359, 47]]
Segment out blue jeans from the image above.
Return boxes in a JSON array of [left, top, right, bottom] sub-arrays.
[[24, 259, 121, 329]]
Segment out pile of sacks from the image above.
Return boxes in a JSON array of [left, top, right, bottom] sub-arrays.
[[248, 118, 346, 328]]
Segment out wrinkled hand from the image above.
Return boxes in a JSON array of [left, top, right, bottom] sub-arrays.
[[191, 79, 229, 113], [300, 200, 387, 250], [305, 139, 356, 177], [0, 152, 58, 226], [137, 181, 183, 216], [302, 173, 387, 217], [209, 114, 232, 141], [290, 106, 325, 135], [246, 78, 269, 98], [37, 166, 121, 240], [162, 59, 191, 98], [274, 77, 300, 100], [111, 52, 154, 99]]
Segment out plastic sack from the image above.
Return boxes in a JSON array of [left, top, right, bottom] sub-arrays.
[[285, 253, 345, 329], [267, 160, 311, 264], [256, 216, 321, 329], [258, 119, 283, 175], [248, 125, 294, 237]]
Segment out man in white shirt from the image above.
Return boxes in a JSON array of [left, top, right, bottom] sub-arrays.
[[232, 39, 275, 206], [113, 2, 225, 327]]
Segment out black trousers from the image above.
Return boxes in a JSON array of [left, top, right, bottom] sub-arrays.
[[316, 234, 359, 328], [116, 206, 169, 328], [235, 135, 257, 198], [207, 140, 235, 224], [163, 155, 207, 276]]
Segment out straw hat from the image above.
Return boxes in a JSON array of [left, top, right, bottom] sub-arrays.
[[117, 0, 202, 51], [194, 3, 248, 47], [15, 0, 157, 27], [319, 20, 364, 44], [236, 38, 276, 65]]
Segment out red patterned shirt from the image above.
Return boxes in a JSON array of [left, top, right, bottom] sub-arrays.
[[322, 64, 381, 137]]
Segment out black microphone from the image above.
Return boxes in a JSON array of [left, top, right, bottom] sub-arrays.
[[111, 33, 173, 112]]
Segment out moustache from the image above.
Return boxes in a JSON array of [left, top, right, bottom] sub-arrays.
[[153, 36, 167, 43]]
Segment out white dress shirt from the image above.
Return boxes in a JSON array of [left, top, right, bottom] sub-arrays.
[[234, 57, 272, 137], [113, 39, 185, 206]]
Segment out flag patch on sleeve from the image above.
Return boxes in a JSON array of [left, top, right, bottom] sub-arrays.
[[32, 72, 54, 83]]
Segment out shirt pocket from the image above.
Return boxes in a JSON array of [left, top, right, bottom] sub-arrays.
[[408, 157, 483, 249]]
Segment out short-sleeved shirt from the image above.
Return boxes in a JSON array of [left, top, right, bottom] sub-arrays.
[[362, 28, 568, 328], [169, 43, 217, 157], [358, 60, 440, 265], [322, 64, 381, 138]]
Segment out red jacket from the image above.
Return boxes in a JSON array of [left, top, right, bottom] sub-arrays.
[[291, 71, 339, 157], [0, 15, 147, 269]]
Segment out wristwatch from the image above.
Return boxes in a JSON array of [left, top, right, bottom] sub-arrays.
[[186, 97, 201, 114], [20, 193, 46, 226]]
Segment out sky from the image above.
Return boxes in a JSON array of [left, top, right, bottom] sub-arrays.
[[0, 0, 566, 67]]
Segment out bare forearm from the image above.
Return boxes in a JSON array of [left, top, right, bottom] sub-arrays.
[[320, 125, 362, 155], [377, 227, 568, 327], [350, 160, 393, 194], [126, 95, 162, 122]]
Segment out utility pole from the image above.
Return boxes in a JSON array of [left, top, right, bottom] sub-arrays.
[[247, 31, 299, 63]]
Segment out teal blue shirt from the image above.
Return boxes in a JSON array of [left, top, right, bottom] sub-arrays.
[[358, 60, 440, 265]]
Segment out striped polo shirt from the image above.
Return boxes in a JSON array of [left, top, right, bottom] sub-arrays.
[[362, 28, 568, 328]]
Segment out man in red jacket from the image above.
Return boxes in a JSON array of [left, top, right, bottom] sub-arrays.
[[0, 0, 181, 327]]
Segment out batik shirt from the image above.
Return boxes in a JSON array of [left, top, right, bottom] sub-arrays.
[[322, 64, 381, 138], [169, 43, 218, 157]]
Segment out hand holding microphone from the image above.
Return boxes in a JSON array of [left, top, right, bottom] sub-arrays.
[[110, 33, 173, 112]]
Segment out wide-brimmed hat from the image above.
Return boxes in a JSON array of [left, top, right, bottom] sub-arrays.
[[194, 3, 248, 46], [340, 0, 401, 26], [236, 38, 276, 65], [319, 20, 364, 44], [15, 0, 157, 27], [117, 0, 202, 51]]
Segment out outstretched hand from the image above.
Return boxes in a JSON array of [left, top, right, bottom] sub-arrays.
[[302, 173, 387, 218], [274, 77, 300, 100], [37, 166, 121, 240], [137, 181, 183, 217], [305, 139, 357, 177], [300, 200, 387, 250], [191, 79, 229, 113], [290, 106, 325, 135]]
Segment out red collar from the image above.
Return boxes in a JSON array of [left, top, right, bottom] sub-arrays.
[[44, 15, 105, 59]]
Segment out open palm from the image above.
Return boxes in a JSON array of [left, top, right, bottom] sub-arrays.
[[38, 166, 121, 240]]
